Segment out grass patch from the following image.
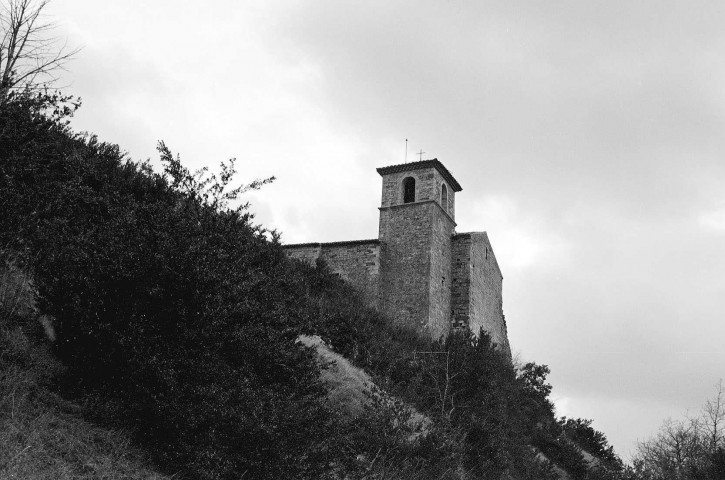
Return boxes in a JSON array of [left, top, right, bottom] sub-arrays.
[[1, 256, 169, 479], [0, 325, 170, 479]]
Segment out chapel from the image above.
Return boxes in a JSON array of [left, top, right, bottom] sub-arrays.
[[284, 159, 510, 355]]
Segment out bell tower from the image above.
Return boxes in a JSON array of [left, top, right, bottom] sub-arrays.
[[376, 159, 462, 338]]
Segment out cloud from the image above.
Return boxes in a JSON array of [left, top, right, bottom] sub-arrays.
[[698, 208, 725, 232], [275, 0, 725, 224], [465, 195, 570, 271]]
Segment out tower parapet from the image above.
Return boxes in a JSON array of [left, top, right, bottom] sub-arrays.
[[376, 159, 460, 219]]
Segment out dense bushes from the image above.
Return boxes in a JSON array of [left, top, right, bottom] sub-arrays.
[[0, 254, 171, 479], [1, 91, 340, 479]]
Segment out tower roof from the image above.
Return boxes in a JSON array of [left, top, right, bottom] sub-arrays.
[[376, 159, 462, 192]]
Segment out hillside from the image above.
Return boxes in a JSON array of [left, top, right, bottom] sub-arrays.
[[0, 91, 623, 479]]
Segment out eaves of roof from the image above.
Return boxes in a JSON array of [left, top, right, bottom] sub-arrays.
[[376, 159, 462, 192]]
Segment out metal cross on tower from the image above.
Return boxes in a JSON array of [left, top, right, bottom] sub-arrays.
[[417, 149, 425, 161]]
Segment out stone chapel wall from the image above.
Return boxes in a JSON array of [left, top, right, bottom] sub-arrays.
[[451, 235, 472, 329], [451, 233, 510, 355], [283, 240, 381, 308], [426, 210, 454, 340], [378, 164, 457, 339], [379, 167, 455, 218], [378, 202, 434, 332]]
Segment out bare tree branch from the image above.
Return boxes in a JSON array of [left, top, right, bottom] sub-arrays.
[[634, 381, 725, 478], [0, 0, 80, 103], [701, 379, 725, 452]]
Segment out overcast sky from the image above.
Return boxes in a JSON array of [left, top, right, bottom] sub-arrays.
[[48, 0, 725, 460]]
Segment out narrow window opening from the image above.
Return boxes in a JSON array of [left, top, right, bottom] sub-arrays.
[[403, 177, 416, 203], [441, 184, 448, 211]]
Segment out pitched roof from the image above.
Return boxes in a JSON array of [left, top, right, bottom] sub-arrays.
[[376, 159, 463, 192]]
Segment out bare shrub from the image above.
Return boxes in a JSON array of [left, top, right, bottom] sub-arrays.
[[0, 253, 36, 325]]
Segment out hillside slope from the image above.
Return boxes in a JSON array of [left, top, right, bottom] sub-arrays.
[[0, 91, 624, 479]]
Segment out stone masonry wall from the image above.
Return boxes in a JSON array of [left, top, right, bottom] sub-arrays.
[[451, 236, 472, 329], [318, 241, 380, 308], [285, 244, 322, 264], [432, 171, 456, 219], [379, 200, 455, 339], [283, 240, 381, 308], [427, 208, 454, 339], [451, 233, 510, 356], [378, 202, 434, 333], [380, 166, 455, 220]]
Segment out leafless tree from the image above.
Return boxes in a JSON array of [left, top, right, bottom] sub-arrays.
[[633, 381, 725, 479], [636, 417, 704, 479], [700, 380, 725, 452], [414, 350, 461, 419], [0, 0, 79, 103]]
